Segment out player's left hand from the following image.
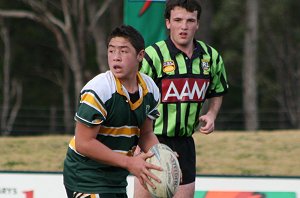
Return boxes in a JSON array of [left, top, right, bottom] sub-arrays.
[[198, 114, 214, 134]]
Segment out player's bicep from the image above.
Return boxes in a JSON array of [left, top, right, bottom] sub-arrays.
[[74, 121, 100, 151]]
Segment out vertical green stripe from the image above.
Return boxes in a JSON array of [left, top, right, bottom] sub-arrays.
[[177, 54, 187, 74], [179, 103, 188, 135], [154, 104, 164, 134], [187, 103, 199, 134], [152, 44, 164, 77], [157, 41, 175, 76], [198, 41, 208, 53], [192, 58, 201, 74], [142, 53, 156, 78], [167, 104, 176, 136]]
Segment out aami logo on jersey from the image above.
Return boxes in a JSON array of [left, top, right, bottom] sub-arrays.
[[161, 78, 210, 102]]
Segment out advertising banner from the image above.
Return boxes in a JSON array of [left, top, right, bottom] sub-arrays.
[[124, 0, 167, 46], [0, 172, 299, 198]]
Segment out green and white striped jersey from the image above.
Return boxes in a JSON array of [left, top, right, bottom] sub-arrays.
[[140, 37, 228, 137], [63, 71, 160, 193]]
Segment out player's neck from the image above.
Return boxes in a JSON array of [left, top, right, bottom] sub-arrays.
[[120, 78, 138, 94], [174, 42, 194, 58]]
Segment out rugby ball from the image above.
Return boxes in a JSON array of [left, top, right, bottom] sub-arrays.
[[146, 143, 181, 198]]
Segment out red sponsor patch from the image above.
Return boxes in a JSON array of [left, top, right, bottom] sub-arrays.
[[161, 78, 210, 102]]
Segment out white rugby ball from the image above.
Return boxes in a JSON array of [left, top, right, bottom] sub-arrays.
[[146, 143, 181, 198]]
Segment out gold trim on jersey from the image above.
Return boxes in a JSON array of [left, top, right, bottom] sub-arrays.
[[137, 72, 149, 97], [115, 73, 149, 110], [69, 136, 75, 149], [113, 149, 135, 156], [99, 125, 140, 137], [68, 136, 85, 157], [68, 133, 137, 156], [80, 92, 107, 117]]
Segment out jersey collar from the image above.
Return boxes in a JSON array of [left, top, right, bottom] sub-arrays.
[[114, 72, 149, 110], [165, 36, 206, 59]]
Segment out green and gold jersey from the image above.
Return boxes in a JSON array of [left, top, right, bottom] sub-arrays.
[[140, 37, 228, 137], [63, 71, 160, 193]]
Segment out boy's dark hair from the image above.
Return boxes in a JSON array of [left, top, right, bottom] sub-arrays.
[[107, 25, 145, 54], [164, 0, 202, 20]]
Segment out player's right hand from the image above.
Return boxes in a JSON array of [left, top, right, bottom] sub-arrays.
[[126, 152, 162, 190]]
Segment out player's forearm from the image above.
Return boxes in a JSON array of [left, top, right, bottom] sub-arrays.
[[206, 96, 223, 120], [139, 132, 159, 152], [76, 138, 130, 169], [138, 117, 159, 152]]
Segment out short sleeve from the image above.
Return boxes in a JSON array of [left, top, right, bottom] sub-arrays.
[[206, 52, 229, 98], [75, 90, 107, 126]]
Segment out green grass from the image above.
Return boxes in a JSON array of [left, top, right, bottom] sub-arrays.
[[1, 130, 300, 176], [0, 135, 71, 171], [194, 130, 300, 176]]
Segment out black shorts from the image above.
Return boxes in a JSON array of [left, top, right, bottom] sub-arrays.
[[157, 136, 196, 185], [65, 187, 128, 198]]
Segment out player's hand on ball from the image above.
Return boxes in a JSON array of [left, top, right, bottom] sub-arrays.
[[145, 144, 181, 198], [126, 151, 162, 190], [142, 151, 163, 189]]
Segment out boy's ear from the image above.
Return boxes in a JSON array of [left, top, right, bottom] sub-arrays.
[[137, 50, 145, 62]]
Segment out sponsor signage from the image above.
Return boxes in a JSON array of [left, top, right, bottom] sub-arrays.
[[0, 172, 299, 198], [161, 78, 210, 102]]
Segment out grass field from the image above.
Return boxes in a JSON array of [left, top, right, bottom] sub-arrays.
[[1, 130, 300, 176]]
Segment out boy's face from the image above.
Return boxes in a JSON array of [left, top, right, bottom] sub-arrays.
[[108, 36, 144, 81], [166, 6, 199, 47]]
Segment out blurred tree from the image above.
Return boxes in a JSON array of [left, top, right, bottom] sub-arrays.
[[0, 0, 122, 134], [0, 19, 22, 135], [0, 0, 299, 133], [260, 0, 300, 128], [243, 0, 258, 130], [197, 0, 213, 43], [209, 0, 245, 129]]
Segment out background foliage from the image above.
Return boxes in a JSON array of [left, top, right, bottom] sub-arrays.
[[0, 0, 300, 135]]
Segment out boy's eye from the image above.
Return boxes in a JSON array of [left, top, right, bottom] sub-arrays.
[[188, 19, 196, 23]]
